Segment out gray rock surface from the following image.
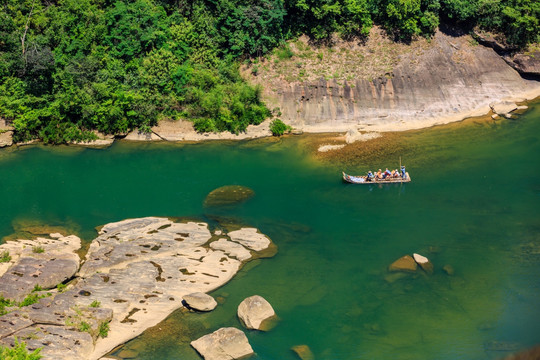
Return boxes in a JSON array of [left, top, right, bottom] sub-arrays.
[[191, 327, 254, 360], [237, 295, 276, 330], [0, 217, 275, 360], [0, 235, 81, 301], [183, 292, 218, 311]]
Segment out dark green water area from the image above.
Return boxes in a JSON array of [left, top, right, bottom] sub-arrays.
[[1, 102, 539, 360]]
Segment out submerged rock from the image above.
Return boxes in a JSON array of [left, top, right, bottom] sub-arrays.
[[183, 292, 218, 312], [388, 255, 417, 273], [237, 295, 276, 331], [191, 327, 254, 360], [291, 345, 315, 360], [443, 264, 455, 276], [204, 185, 254, 207]]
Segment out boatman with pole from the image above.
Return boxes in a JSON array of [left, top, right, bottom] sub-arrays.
[[401, 165, 406, 179]]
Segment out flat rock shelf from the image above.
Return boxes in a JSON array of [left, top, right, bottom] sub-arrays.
[[0, 217, 275, 360]]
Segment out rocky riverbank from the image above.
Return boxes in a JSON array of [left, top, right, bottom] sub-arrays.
[[0, 29, 539, 149], [0, 217, 276, 359]]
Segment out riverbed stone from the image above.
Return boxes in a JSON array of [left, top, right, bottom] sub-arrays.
[[413, 253, 433, 274], [443, 264, 455, 276], [204, 185, 255, 207], [490, 101, 517, 116], [228, 228, 271, 251], [183, 292, 218, 312], [191, 327, 254, 360], [388, 255, 417, 272], [237, 295, 276, 330]]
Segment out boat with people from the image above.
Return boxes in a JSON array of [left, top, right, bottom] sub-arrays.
[[342, 166, 411, 184]]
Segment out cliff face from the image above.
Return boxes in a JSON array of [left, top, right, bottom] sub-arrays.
[[252, 31, 540, 132]]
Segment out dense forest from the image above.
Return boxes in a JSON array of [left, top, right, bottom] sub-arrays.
[[0, 0, 538, 143]]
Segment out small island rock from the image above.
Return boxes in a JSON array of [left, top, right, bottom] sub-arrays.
[[237, 295, 276, 330], [204, 185, 254, 207], [413, 253, 434, 274], [183, 292, 218, 312], [191, 327, 254, 360], [389, 255, 417, 272]]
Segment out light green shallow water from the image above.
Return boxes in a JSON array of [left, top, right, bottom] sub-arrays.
[[1, 102, 539, 360]]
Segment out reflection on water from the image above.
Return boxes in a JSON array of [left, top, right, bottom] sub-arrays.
[[1, 101, 539, 360]]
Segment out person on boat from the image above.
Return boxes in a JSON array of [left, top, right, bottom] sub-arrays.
[[376, 169, 383, 179], [394, 169, 400, 178], [383, 168, 392, 179], [367, 171, 375, 181], [401, 165, 406, 179]]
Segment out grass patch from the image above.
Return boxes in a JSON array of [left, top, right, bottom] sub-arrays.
[[57, 283, 67, 293], [0, 251, 11, 263], [78, 321, 90, 332], [98, 321, 110, 338], [32, 246, 44, 254], [90, 300, 101, 308], [275, 44, 294, 60], [0, 338, 42, 359]]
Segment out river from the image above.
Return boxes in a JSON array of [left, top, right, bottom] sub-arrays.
[[1, 102, 539, 360]]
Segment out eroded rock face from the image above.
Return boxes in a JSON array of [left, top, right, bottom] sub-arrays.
[[388, 255, 417, 272], [237, 295, 276, 330], [0, 217, 275, 360], [191, 327, 254, 360], [204, 185, 255, 207], [259, 31, 539, 133], [183, 292, 218, 312]]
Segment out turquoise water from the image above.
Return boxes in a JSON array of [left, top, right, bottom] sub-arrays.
[[1, 103, 539, 360]]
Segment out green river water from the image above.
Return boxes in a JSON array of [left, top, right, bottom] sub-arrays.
[[1, 102, 539, 360]]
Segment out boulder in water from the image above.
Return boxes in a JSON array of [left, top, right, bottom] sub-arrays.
[[388, 255, 417, 272], [237, 295, 276, 330], [183, 292, 218, 312], [413, 253, 433, 274], [191, 327, 254, 360], [204, 185, 254, 207]]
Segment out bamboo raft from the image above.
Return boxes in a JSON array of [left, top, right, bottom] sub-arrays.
[[342, 171, 411, 184]]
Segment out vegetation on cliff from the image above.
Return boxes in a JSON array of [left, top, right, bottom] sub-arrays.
[[0, 0, 537, 143]]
